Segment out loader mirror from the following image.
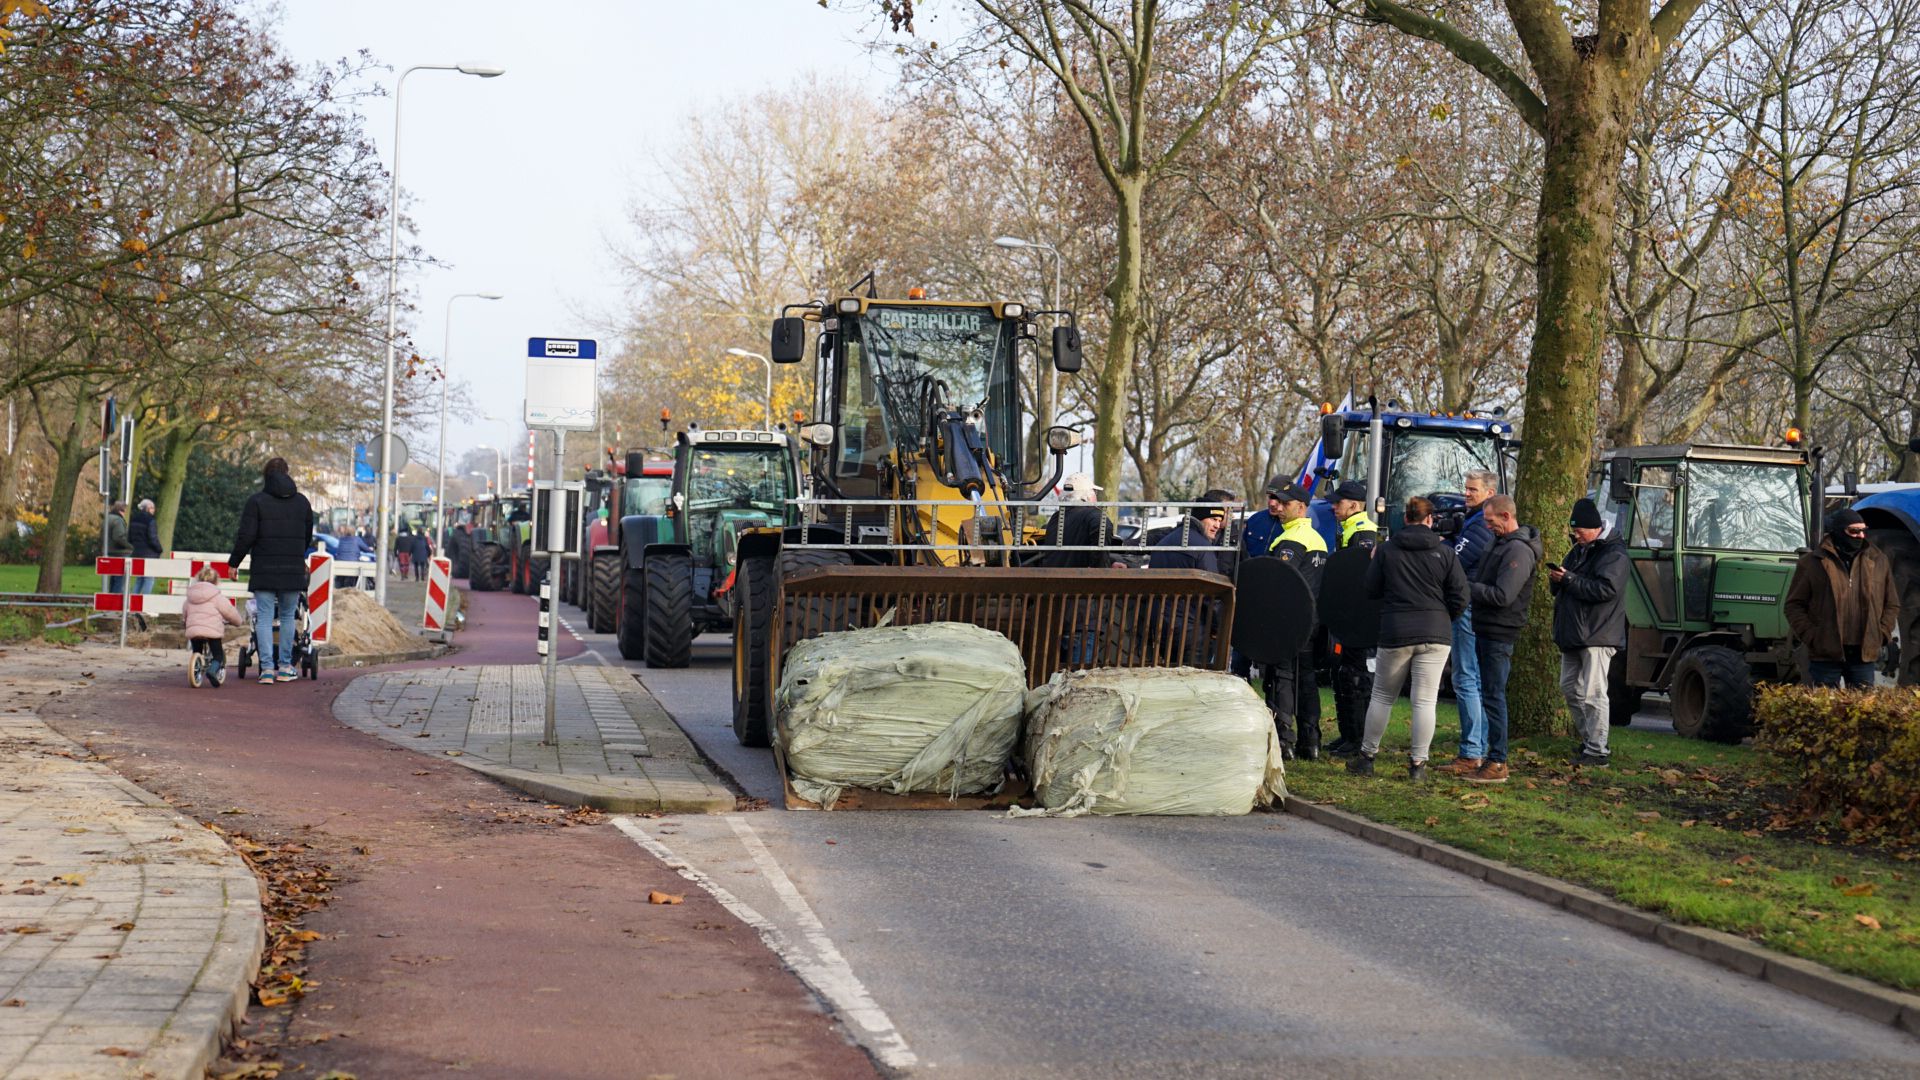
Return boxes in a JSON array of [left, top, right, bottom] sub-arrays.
[[1319, 413, 1345, 459], [1052, 325, 1082, 373], [770, 317, 807, 364], [1606, 457, 1631, 504]]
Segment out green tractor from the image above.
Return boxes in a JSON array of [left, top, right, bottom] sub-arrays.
[[1597, 441, 1819, 742], [579, 451, 673, 635], [466, 493, 531, 593], [616, 429, 801, 666]]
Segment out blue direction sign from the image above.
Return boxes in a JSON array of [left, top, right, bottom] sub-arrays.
[[528, 337, 597, 360]]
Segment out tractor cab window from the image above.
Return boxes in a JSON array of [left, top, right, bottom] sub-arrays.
[[837, 305, 1019, 492], [687, 448, 790, 515], [1629, 465, 1677, 549], [1684, 462, 1806, 553], [1387, 432, 1500, 505], [623, 476, 671, 518]]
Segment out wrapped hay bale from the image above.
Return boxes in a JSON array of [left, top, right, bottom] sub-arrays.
[[777, 622, 1026, 807], [1015, 668, 1286, 817]]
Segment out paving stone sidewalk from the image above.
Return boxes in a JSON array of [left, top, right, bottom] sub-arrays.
[[0, 648, 263, 1079], [331, 664, 736, 813]]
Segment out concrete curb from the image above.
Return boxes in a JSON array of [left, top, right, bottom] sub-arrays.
[[317, 642, 446, 669], [460, 760, 735, 814], [1283, 797, 1920, 1036]]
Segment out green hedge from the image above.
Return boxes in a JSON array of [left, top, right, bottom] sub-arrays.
[[1754, 684, 1920, 841]]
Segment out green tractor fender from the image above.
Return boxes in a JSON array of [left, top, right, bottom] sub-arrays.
[[620, 515, 674, 571]]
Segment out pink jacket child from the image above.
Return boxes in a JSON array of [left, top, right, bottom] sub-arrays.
[[183, 576, 245, 641]]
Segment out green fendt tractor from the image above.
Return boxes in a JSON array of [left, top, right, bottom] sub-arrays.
[[1596, 441, 1819, 742], [466, 493, 531, 593], [615, 429, 801, 666]]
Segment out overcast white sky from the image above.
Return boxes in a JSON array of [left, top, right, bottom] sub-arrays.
[[265, 0, 898, 475]]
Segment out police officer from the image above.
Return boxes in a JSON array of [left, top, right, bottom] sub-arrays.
[[1325, 480, 1378, 757], [1263, 481, 1330, 759]]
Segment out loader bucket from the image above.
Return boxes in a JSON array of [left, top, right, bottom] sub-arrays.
[[774, 565, 1236, 686], [767, 565, 1236, 811]]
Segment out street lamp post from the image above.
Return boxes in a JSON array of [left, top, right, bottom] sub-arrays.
[[476, 444, 504, 496], [468, 470, 492, 492], [993, 235, 1064, 425], [725, 348, 773, 429], [436, 291, 503, 553], [374, 61, 504, 604]]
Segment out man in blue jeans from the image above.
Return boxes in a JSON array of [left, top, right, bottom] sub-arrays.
[[228, 458, 315, 683], [1463, 496, 1540, 784], [1437, 470, 1496, 775]]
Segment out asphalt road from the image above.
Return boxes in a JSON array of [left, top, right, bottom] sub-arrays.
[[557, 606, 1920, 1080]]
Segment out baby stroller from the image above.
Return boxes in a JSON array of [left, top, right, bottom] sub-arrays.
[[235, 592, 319, 681]]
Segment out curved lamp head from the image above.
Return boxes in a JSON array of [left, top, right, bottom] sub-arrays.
[[457, 63, 506, 77], [994, 236, 1032, 250], [478, 292, 504, 300]]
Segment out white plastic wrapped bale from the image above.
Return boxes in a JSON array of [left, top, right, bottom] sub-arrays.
[[1015, 667, 1286, 817], [776, 622, 1026, 808]]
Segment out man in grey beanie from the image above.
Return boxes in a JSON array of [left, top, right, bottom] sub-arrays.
[[1550, 498, 1627, 766]]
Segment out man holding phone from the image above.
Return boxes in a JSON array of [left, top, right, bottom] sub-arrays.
[[1550, 498, 1628, 766]]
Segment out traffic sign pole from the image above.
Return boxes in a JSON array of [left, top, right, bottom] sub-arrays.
[[542, 429, 565, 745]]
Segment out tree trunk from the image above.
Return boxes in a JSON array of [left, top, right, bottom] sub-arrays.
[[1092, 178, 1146, 493], [1507, 87, 1637, 740], [35, 397, 91, 594], [153, 426, 196, 551], [0, 399, 20, 545]]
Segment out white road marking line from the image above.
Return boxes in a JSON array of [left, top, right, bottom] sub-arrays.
[[611, 815, 917, 1071]]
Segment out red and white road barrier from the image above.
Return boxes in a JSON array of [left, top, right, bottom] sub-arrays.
[[94, 554, 245, 615], [307, 553, 333, 644], [423, 556, 452, 635], [95, 556, 235, 580], [92, 591, 189, 615]]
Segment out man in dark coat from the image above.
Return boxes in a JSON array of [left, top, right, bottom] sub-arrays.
[[1463, 494, 1542, 784], [1785, 508, 1898, 688], [1148, 501, 1228, 667], [128, 498, 163, 593], [229, 458, 315, 684], [1550, 498, 1629, 766]]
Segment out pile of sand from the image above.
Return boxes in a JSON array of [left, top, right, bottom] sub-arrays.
[[326, 587, 425, 656]]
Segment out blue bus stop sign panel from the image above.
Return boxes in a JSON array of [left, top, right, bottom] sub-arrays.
[[528, 337, 597, 360]]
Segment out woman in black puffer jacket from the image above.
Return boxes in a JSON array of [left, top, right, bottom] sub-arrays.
[[229, 458, 315, 684], [1348, 496, 1470, 781]]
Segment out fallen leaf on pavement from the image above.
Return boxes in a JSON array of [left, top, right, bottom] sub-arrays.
[[99, 1047, 140, 1057], [411, 770, 429, 776], [62, 826, 87, 834], [257, 992, 288, 1007], [1, 999, 22, 1007], [112, 921, 135, 931], [50, 874, 83, 886], [220, 807, 247, 815], [443, 750, 463, 757], [648, 890, 684, 905], [1855, 914, 1882, 930]]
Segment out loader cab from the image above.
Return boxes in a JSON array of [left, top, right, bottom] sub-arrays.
[[813, 299, 1025, 500]]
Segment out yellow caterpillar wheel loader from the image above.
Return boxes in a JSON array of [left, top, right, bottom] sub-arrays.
[[727, 283, 1238, 776]]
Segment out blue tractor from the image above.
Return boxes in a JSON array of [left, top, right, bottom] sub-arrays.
[[1309, 399, 1519, 543]]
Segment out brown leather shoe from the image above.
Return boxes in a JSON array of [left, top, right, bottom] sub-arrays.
[[1435, 757, 1483, 776], [1464, 761, 1509, 784]]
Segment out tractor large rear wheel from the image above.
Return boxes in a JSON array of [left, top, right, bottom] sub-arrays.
[[731, 554, 776, 747], [1669, 645, 1752, 743], [589, 553, 620, 634], [1869, 528, 1920, 687], [617, 565, 646, 661], [468, 544, 500, 592], [643, 553, 693, 669]]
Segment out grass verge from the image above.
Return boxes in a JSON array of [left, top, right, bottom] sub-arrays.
[[0, 563, 100, 595], [0, 607, 86, 645], [1291, 691, 1919, 992]]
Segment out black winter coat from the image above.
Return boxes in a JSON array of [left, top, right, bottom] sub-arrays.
[[1365, 523, 1470, 648], [229, 472, 315, 593], [1551, 534, 1628, 649], [128, 509, 163, 558], [1470, 526, 1543, 644], [1031, 504, 1117, 569]]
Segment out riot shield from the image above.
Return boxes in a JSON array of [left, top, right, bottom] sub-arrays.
[[1318, 545, 1381, 651], [1231, 555, 1315, 664]]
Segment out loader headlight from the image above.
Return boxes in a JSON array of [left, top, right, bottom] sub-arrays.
[[1002, 302, 1025, 319], [1395, 417, 1413, 429], [1045, 425, 1082, 452], [836, 298, 862, 315], [802, 422, 836, 447]]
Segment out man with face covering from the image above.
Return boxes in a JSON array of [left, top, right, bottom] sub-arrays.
[[1785, 508, 1899, 689]]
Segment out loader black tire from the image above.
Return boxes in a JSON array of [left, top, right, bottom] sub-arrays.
[[777, 548, 854, 653], [643, 553, 693, 669], [1608, 649, 1641, 728], [1869, 528, 1920, 687], [731, 554, 776, 747], [1669, 644, 1751, 743], [468, 544, 500, 592], [617, 565, 646, 661], [589, 553, 620, 634]]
